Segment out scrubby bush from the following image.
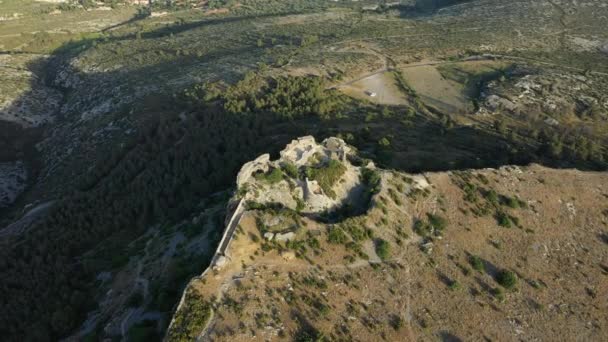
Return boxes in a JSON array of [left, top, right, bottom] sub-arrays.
[[505, 196, 520, 209], [427, 213, 447, 232], [256, 168, 284, 184], [496, 270, 517, 289], [413, 219, 431, 237], [306, 160, 346, 199], [375, 239, 390, 260], [282, 162, 299, 178], [362, 167, 382, 194], [492, 287, 505, 301], [327, 227, 347, 244], [485, 190, 499, 205], [448, 280, 461, 291], [469, 255, 485, 272], [495, 211, 511, 228]]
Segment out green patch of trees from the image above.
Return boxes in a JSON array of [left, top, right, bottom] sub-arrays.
[[185, 74, 344, 120]]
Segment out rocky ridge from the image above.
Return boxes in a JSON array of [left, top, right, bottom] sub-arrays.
[[166, 137, 608, 342]]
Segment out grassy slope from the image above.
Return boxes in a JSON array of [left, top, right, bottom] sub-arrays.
[[171, 164, 608, 341]]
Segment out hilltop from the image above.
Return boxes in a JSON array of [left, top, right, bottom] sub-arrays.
[[167, 137, 608, 341], [0, 0, 606, 340]]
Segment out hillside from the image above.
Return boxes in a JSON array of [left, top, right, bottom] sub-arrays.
[[0, 0, 606, 341], [167, 136, 608, 341]]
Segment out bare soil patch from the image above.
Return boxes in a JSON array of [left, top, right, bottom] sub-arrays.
[[338, 71, 406, 105]]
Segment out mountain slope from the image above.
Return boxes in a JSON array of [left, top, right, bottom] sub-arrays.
[[167, 137, 608, 341]]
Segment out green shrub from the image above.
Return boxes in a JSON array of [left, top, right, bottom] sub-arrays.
[[362, 167, 381, 194], [492, 287, 505, 301], [485, 190, 499, 205], [506, 197, 520, 209], [344, 224, 367, 242], [282, 162, 299, 178], [427, 213, 448, 232], [256, 168, 284, 184], [375, 239, 390, 260], [448, 280, 460, 291], [469, 255, 485, 272], [413, 220, 431, 237], [496, 270, 517, 289], [389, 314, 403, 330], [327, 227, 347, 244], [496, 211, 511, 228]]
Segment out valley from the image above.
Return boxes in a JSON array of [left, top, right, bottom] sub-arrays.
[[0, 0, 606, 341]]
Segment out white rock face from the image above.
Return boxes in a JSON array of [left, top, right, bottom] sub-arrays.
[[485, 95, 517, 112], [275, 232, 296, 242], [237, 154, 270, 188], [279, 136, 319, 166]]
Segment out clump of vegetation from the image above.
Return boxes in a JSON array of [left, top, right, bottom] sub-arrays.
[[506, 196, 520, 208], [188, 74, 344, 120], [327, 227, 347, 244], [469, 255, 485, 272], [362, 167, 382, 194], [306, 159, 346, 199], [413, 213, 448, 237], [496, 270, 517, 290], [495, 211, 519, 228], [495, 211, 512, 228], [428, 214, 448, 232], [282, 162, 299, 179], [375, 239, 391, 260], [255, 168, 285, 184], [492, 287, 505, 301], [448, 280, 461, 291], [166, 288, 212, 341], [389, 314, 403, 331]]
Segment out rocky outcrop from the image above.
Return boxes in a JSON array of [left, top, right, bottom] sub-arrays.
[[236, 136, 363, 214], [236, 154, 270, 188]]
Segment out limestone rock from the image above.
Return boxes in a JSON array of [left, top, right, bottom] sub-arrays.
[[236, 154, 270, 188], [234, 136, 363, 214], [485, 95, 517, 112], [275, 232, 296, 242], [280, 136, 319, 166]]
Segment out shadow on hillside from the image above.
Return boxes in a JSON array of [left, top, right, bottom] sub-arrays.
[[1, 8, 607, 340]]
